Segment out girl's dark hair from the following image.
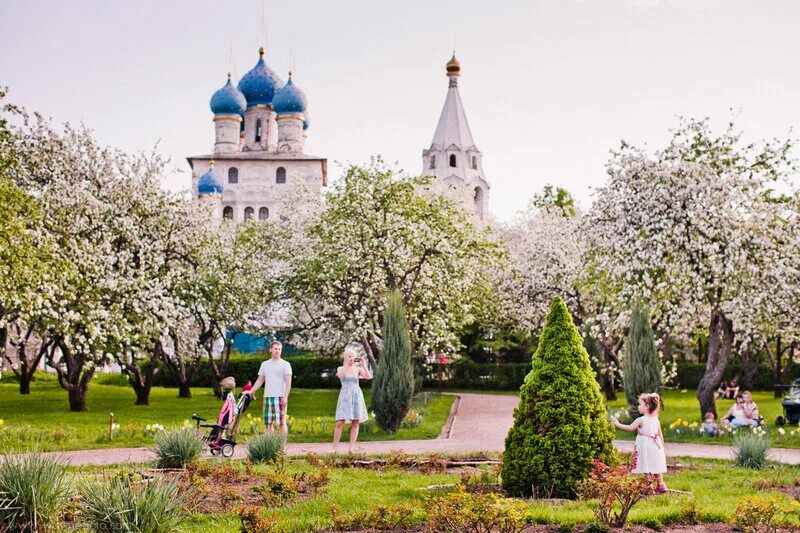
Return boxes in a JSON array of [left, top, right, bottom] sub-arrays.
[[639, 393, 661, 414]]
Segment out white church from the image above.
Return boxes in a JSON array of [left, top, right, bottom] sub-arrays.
[[192, 51, 489, 221], [189, 48, 327, 221]]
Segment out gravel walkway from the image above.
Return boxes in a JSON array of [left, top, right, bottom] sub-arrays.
[[18, 393, 800, 466]]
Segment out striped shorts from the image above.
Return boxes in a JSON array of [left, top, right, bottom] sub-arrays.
[[263, 396, 286, 425]]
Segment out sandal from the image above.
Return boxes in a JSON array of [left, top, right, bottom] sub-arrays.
[[655, 483, 668, 494]]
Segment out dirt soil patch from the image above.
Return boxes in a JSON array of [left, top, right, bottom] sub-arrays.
[[319, 524, 740, 532]]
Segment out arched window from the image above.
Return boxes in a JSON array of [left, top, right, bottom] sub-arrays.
[[449, 154, 457, 167], [474, 187, 484, 220], [259, 207, 269, 220], [228, 167, 238, 184], [276, 167, 286, 184], [429, 156, 436, 169], [471, 156, 477, 170], [255, 119, 262, 143], [223, 206, 234, 220], [244, 207, 254, 221]]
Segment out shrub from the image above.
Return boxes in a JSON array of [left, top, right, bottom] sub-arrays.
[[152, 427, 205, 468], [246, 432, 285, 463], [250, 462, 298, 506], [730, 496, 792, 533], [401, 409, 424, 428], [82, 474, 188, 533], [424, 488, 530, 533], [579, 461, 655, 528], [502, 298, 617, 498], [372, 290, 415, 432], [0, 452, 71, 532], [734, 432, 770, 470], [330, 502, 416, 531], [622, 306, 662, 419], [237, 505, 278, 533]]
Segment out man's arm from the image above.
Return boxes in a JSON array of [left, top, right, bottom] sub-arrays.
[[283, 374, 292, 402], [249, 374, 265, 395]]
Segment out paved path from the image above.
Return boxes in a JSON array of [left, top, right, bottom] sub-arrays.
[[22, 393, 800, 466]]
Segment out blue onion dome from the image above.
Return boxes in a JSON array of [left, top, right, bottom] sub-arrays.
[[197, 162, 223, 195], [303, 111, 310, 131], [273, 71, 308, 116], [237, 47, 283, 106], [209, 73, 247, 116]]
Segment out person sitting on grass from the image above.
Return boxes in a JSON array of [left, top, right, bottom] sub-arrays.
[[741, 390, 762, 426], [703, 412, 719, 437], [715, 381, 727, 399], [611, 392, 668, 494], [723, 378, 740, 400], [720, 393, 756, 428]]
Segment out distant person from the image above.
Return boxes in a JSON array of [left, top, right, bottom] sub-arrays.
[[741, 390, 761, 426], [611, 392, 668, 494], [715, 381, 727, 399], [720, 393, 756, 428], [723, 378, 740, 400], [703, 412, 719, 437], [333, 346, 372, 453], [247, 341, 292, 438]]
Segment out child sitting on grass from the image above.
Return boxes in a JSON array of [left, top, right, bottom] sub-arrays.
[[703, 411, 719, 437], [611, 392, 668, 494]]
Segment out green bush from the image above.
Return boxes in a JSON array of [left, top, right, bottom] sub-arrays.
[[622, 306, 662, 419], [372, 290, 415, 433], [150, 353, 344, 389], [0, 451, 71, 532], [82, 474, 188, 532], [246, 432, 285, 463], [502, 298, 617, 498], [734, 432, 770, 469], [424, 488, 530, 533], [152, 428, 205, 468]]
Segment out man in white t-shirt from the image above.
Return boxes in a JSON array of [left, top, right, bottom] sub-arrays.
[[248, 340, 292, 437]]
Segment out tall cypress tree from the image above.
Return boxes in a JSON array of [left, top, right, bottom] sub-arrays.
[[622, 305, 662, 419], [371, 290, 415, 433], [502, 297, 617, 498]]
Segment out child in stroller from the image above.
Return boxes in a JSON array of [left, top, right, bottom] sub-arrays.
[[192, 377, 252, 457]]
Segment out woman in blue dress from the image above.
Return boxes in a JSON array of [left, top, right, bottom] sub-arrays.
[[333, 347, 372, 453]]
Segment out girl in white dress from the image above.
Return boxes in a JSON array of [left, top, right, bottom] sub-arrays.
[[611, 392, 668, 493]]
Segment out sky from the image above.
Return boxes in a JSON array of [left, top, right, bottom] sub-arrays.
[[2, 0, 800, 221]]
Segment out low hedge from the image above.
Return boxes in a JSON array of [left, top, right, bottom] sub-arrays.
[[152, 354, 344, 389], [150, 354, 791, 392], [422, 359, 790, 392]]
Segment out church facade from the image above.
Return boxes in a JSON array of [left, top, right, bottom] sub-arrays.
[[189, 48, 327, 220], [422, 54, 490, 220]]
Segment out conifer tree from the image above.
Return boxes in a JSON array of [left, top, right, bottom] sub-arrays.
[[502, 297, 617, 498], [622, 305, 662, 419], [371, 290, 415, 432]]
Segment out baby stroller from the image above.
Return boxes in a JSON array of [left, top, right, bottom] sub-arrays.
[[776, 378, 800, 426], [192, 386, 253, 458]]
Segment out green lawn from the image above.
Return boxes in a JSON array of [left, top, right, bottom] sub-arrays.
[[606, 389, 797, 447], [0, 374, 454, 452], [104, 456, 800, 532]]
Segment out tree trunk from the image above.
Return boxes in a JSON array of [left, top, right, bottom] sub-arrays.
[[68, 387, 87, 412], [775, 337, 783, 399], [135, 387, 150, 406], [599, 338, 621, 402], [739, 343, 759, 391], [19, 370, 31, 395], [178, 383, 192, 398], [697, 309, 734, 419]]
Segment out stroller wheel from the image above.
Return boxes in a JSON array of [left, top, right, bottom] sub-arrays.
[[221, 443, 234, 458], [776, 416, 786, 426]]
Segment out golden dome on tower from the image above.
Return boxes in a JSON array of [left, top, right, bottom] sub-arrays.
[[446, 53, 460, 76]]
